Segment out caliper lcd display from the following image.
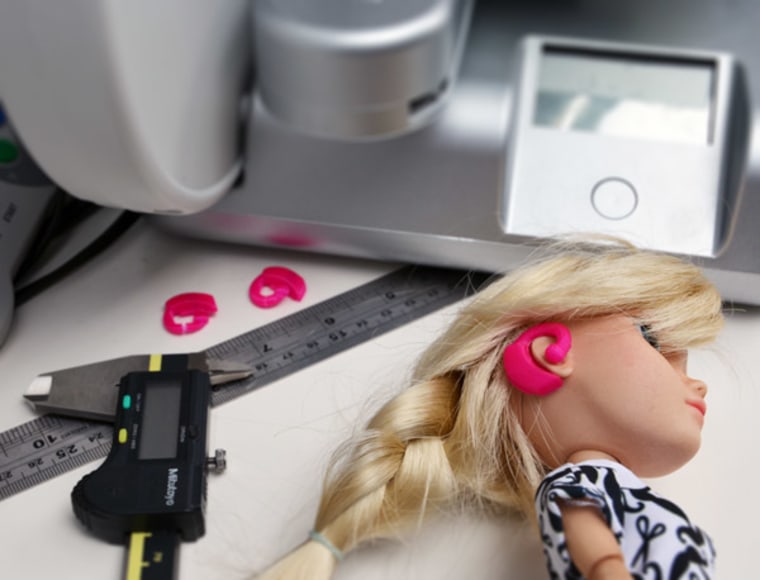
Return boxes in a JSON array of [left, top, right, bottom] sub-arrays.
[[138, 378, 182, 460]]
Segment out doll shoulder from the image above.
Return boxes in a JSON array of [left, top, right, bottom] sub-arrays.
[[535, 459, 641, 536], [535, 459, 716, 579]]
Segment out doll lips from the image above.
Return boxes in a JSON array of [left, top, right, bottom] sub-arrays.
[[686, 399, 707, 417]]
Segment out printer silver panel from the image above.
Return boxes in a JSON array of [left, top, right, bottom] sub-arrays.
[[156, 0, 760, 304]]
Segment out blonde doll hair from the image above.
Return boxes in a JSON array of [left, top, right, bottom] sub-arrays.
[[255, 241, 724, 579]]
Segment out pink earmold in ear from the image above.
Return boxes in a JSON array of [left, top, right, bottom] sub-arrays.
[[503, 322, 571, 396]]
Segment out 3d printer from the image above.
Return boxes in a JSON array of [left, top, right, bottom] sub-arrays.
[[0, 0, 758, 306]]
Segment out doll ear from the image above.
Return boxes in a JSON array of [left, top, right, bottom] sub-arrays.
[[503, 322, 572, 396]]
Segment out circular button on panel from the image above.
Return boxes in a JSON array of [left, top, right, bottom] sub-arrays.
[[591, 177, 638, 220]]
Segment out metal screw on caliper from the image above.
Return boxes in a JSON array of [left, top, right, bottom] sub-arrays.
[[206, 449, 227, 474]]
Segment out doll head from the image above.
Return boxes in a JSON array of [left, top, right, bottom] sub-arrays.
[[515, 314, 711, 479], [256, 240, 724, 580]]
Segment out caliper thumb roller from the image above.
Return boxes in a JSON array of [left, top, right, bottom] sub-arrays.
[[71, 362, 226, 580]]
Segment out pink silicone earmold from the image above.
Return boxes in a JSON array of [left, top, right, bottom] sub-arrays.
[[163, 292, 218, 335], [502, 322, 572, 396], [249, 266, 306, 308]]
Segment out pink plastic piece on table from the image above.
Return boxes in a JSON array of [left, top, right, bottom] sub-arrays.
[[163, 292, 218, 335], [249, 266, 306, 308]]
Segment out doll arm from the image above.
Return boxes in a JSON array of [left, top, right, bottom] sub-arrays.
[[559, 501, 633, 580]]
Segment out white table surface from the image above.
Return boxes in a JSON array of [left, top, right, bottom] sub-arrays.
[[0, 221, 757, 579]]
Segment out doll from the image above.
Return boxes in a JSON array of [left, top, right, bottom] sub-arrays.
[[254, 240, 723, 579]]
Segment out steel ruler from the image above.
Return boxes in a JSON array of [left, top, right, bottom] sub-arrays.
[[0, 265, 489, 501]]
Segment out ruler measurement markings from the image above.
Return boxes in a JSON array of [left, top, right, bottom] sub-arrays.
[[1, 420, 110, 471], [207, 268, 477, 405], [210, 278, 460, 406], [0, 417, 113, 500]]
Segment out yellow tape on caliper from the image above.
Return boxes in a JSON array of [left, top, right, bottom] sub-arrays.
[[126, 532, 151, 580], [126, 530, 178, 580], [148, 354, 163, 372]]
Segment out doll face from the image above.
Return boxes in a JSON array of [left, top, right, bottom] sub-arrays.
[[521, 315, 709, 478]]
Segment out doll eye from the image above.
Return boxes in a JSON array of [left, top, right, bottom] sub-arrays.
[[638, 324, 660, 350]]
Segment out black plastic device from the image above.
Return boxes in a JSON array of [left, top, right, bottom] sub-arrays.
[[72, 370, 211, 544]]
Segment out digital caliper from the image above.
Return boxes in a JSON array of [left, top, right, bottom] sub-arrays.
[[71, 358, 226, 579]]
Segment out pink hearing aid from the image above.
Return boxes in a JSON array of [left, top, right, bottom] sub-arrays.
[[249, 266, 306, 308], [163, 292, 218, 335], [503, 322, 572, 396]]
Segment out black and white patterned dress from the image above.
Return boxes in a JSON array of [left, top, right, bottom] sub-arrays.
[[535, 459, 715, 579]]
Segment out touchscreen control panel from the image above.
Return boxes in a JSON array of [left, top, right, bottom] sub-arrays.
[[503, 36, 750, 257]]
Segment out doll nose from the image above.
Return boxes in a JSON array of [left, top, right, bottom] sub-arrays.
[[689, 378, 708, 398]]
